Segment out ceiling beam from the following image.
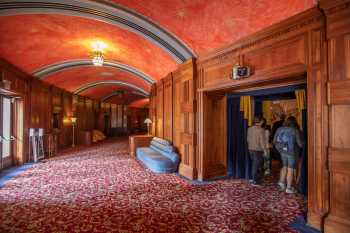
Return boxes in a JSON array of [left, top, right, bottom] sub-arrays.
[[73, 80, 150, 96], [0, 0, 196, 63], [33, 59, 155, 85]]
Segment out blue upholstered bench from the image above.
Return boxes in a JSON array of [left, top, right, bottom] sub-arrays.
[[136, 137, 179, 173]]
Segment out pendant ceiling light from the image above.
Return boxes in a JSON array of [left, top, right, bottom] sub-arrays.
[[91, 41, 107, 66], [92, 50, 104, 66]]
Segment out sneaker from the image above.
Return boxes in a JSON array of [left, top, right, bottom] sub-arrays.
[[277, 182, 286, 190], [251, 181, 262, 187], [286, 187, 297, 194], [248, 179, 254, 183]]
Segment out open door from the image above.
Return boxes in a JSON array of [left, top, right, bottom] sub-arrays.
[[0, 96, 14, 169]]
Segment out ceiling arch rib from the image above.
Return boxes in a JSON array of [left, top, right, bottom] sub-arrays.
[[33, 59, 155, 85], [0, 0, 196, 63], [74, 81, 149, 96], [102, 90, 148, 102]]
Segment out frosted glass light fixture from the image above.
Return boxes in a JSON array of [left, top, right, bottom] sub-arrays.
[[92, 50, 104, 66], [91, 41, 107, 66]]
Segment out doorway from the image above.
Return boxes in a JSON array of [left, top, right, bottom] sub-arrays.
[[0, 96, 14, 169], [227, 84, 308, 195]]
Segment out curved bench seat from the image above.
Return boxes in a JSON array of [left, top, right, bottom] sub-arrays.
[[136, 137, 179, 173]]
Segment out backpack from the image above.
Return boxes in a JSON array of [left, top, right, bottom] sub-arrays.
[[274, 127, 296, 156]]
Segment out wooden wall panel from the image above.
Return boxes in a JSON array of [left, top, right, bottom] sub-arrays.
[[198, 93, 227, 180], [127, 107, 148, 134], [172, 59, 197, 179], [163, 74, 173, 141], [85, 99, 94, 131], [321, 1, 350, 232], [61, 92, 73, 148], [196, 7, 331, 232], [30, 80, 51, 131], [149, 84, 157, 136], [0, 58, 127, 164], [156, 80, 164, 138]]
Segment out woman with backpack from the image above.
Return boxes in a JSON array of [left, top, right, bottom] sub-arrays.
[[273, 116, 303, 194]]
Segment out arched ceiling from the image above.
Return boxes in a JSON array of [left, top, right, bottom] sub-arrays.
[[129, 98, 149, 108], [43, 66, 150, 93], [0, 0, 316, 105], [0, 14, 177, 80], [105, 92, 145, 105], [111, 0, 316, 54]]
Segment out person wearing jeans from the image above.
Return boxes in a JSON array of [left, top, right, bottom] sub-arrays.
[[247, 116, 266, 185]]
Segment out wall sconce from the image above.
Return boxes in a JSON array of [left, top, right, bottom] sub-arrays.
[[71, 117, 77, 147], [63, 117, 70, 124]]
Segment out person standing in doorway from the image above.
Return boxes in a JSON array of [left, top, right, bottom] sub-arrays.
[[247, 116, 266, 186], [273, 116, 303, 194], [271, 114, 286, 160]]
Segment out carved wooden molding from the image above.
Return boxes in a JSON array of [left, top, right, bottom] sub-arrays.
[[320, 0, 350, 15], [198, 8, 323, 66]]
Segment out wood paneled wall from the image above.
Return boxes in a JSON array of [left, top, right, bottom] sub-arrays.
[[163, 74, 173, 141], [172, 59, 197, 179], [197, 7, 326, 184], [128, 107, 148, 134], [149, 59, 197, 179], [0, 59, 131, 163], [149, 84, 157, 136], [321, 1, 350, 232], [156, 80, 164, 138], [197, 6, 329, 231], [150, 1, 350, 232]]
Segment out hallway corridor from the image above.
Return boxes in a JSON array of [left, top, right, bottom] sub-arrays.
[[0, 138, 306, 233]]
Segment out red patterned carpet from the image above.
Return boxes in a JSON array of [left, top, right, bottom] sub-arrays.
[[0, 138, 306, 233]]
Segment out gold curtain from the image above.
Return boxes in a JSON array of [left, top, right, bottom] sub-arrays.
[[240, 96, 253, 126], [262, 101, 272, 126], [295, 89, 306, 128]]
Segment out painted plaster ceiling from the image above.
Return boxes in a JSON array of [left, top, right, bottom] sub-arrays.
[[128, 98, 149, 108], [111, 0, 316, 54], [44, 66, 151, 94], [0, 0, 316, 107]]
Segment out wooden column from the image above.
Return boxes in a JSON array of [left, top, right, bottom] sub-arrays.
[[149, 84, 157, 136], [156, 80, 164, 138], [163, 74, 173, 141]]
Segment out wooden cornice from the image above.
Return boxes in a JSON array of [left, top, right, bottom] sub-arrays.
[[319, 0, 350, 15], [197, 7, 323, 65]]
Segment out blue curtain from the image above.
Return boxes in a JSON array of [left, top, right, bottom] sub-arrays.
[[227, 84, 307, 185], [227, 96, 252, 179]]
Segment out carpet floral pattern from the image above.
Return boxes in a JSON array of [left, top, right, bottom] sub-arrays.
[[0, 139, 306, 233]]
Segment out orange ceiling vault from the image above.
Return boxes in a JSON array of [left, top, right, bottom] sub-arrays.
[[0, 0, 316, 106]]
